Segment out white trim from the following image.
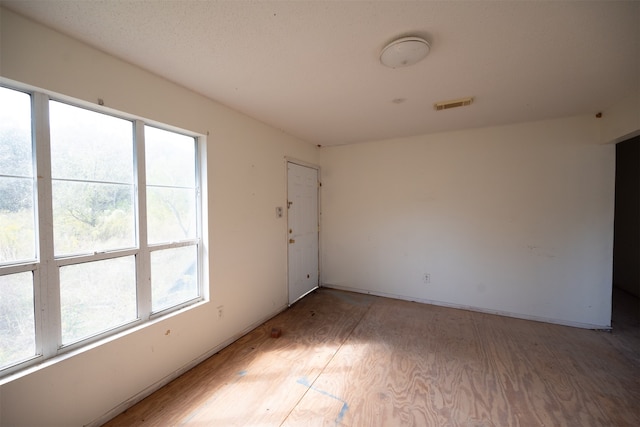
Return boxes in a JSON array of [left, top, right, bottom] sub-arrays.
[[0, 263, 37, 275], [135, 121, 151, 319], [54, 249, 139, 266], [196, 134, 210, 302], [321, 283, 613, 331], [33, 90, 60, 360], [148, 239, 200, 251], [284, 156, 320, 170]]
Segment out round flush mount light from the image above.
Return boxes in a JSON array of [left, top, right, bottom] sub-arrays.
[[380, 36, 430, 68]]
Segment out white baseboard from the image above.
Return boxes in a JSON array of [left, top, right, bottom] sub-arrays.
[[320, 283, 611, 331]]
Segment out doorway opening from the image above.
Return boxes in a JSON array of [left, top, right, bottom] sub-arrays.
[[611, 135, 639, 351]]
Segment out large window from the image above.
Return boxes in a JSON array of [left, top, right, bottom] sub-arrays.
[[0, 85, 205, 376]]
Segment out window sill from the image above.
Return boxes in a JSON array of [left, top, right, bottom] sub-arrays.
[[0, 298, 208, 386]]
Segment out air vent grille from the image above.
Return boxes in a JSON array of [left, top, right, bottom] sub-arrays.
[[434, 97, 474, 111]]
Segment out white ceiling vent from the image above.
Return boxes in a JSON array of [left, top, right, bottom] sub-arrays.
[[434, 97, 474, 111]]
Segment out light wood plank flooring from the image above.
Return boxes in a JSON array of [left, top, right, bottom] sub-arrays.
[[104, 288, 640, 426]]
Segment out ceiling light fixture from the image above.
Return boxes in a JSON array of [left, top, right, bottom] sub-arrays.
[[380, 36, 430, 68]]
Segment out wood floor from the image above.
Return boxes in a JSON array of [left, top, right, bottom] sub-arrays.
[[103, 288, 640, 426]]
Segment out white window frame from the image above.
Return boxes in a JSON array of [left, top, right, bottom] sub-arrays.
[[0, 81, 209, 379]]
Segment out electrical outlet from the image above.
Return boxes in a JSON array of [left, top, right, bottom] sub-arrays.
[[217, 305, 224, 319], [424, 273, 431, 284]]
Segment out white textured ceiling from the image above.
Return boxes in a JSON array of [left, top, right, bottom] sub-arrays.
[[2, 0, 639, 146]]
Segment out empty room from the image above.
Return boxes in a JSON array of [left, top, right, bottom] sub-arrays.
[[0, 1, 638, 426]]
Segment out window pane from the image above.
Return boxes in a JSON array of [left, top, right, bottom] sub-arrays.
[[147, 187, 196, 243], [0, 272, 36, 369], [151, 246, 198, 312], [145, 126, 195, 187], [52, 181, 135, 256], [0, 88, 36, 264], [60, 257, 136, 345], [0, 87, 32, 177], [49, 101, 133, 183], [145, 126, 197, 244], [0, 177, 36, 263], [49, 101, 136, 256]]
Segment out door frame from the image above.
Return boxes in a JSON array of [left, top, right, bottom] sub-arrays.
[[285, 157, 321, 305]]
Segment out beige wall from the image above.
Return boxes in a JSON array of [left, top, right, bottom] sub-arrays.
[[320, 116, 616, 328], [1, 8, 318, 426], [2, 5, 639, 427]]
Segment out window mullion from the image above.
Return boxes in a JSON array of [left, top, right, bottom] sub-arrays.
[[196, 136, 207, 301], [135, 120, 151, 319], [32, 91, 60, 358]]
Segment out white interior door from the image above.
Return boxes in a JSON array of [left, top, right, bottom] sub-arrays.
[[287, 162, 319, 305]]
